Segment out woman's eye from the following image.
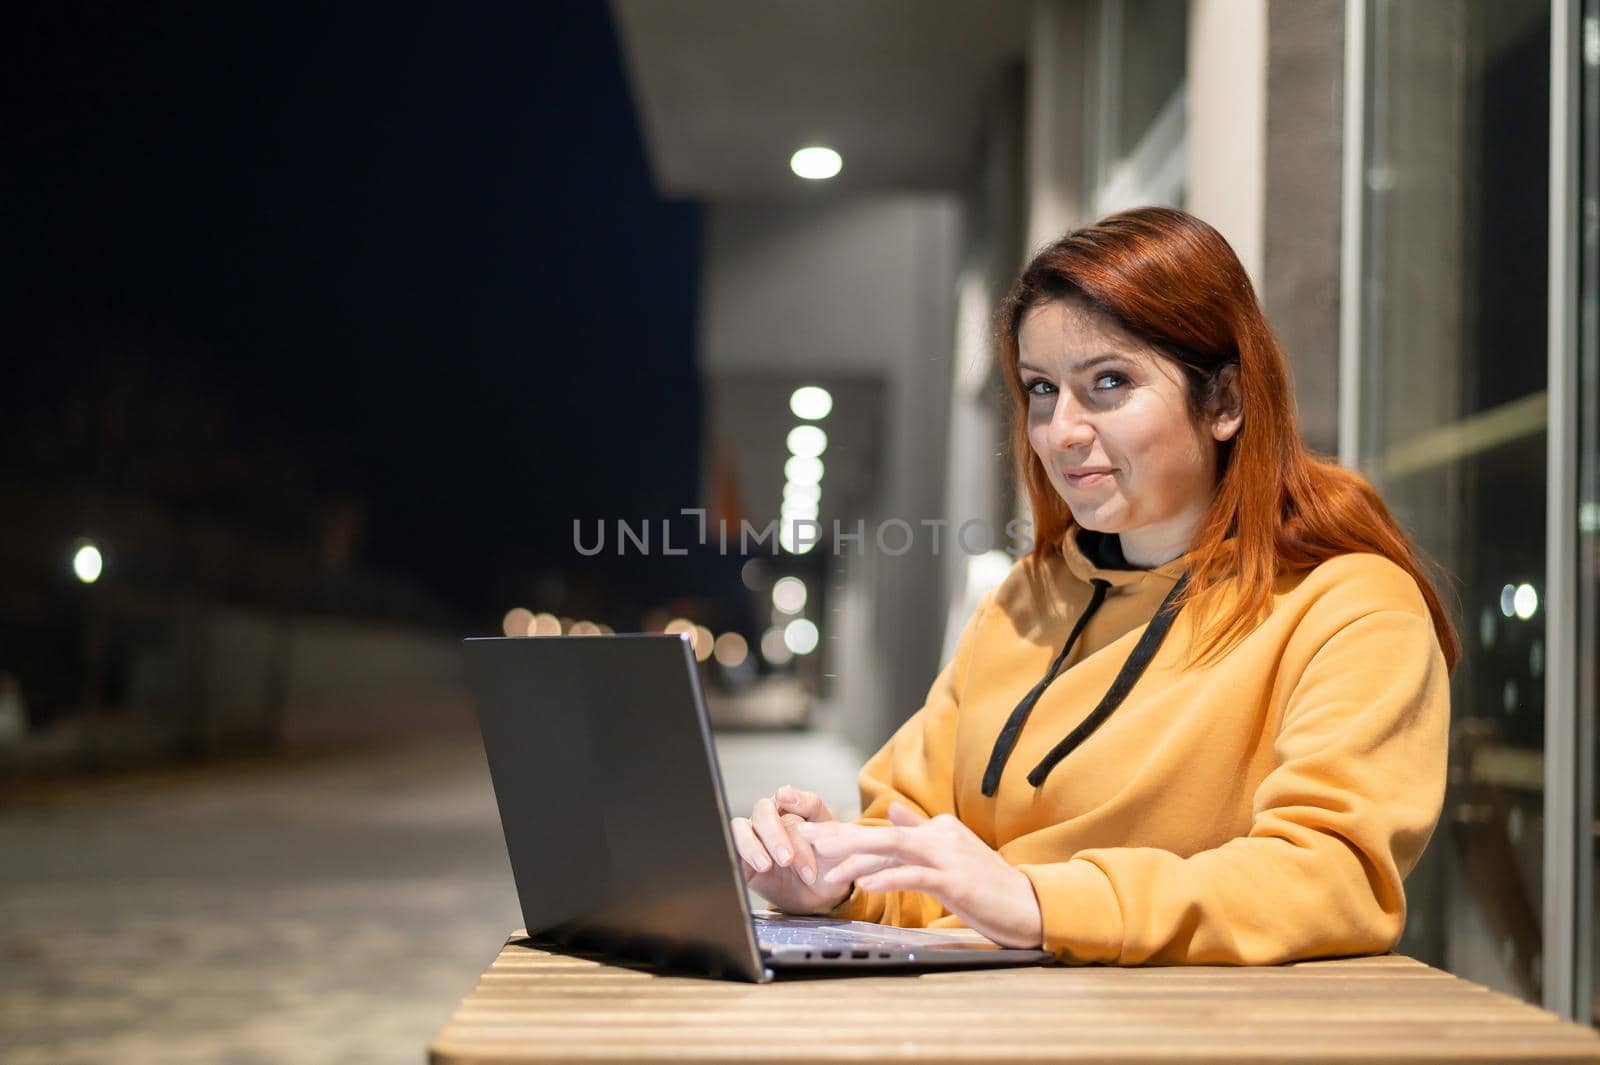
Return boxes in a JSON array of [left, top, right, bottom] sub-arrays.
[[1024, 378, 1055, 396], [1093, 372, 1128, 391]]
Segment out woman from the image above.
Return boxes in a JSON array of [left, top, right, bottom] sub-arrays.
[[729, 206, 1459, 966]]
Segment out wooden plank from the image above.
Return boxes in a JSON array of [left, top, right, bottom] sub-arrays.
[[428, 935, 1600, 1065]]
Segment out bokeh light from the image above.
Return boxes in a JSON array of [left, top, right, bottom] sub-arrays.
[[760, 627, 793, 665], [789, 146, 842, 180], [789, 385, 833, 420], [772, 576, 807, 614], [783, 480, 821, 505], [501, 607, 533, 636], [784, 455, 824, 486], [691, 624, 715, 662], [780, 498, 819, 523], [783, 618, 819, 655], [713, 632, 748, 668], [1513, 583, 1539, 620], [786, 425, 827, 459], [72, 543, 103, 585], [778, 520, 819, 555]]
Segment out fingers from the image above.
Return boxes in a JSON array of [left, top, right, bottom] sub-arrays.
[[821, 851, 897, 885], [797, 820, 922, 864], [773, 785, 835, 823], [750, 796, 798, 869], [729, 816, 772, 874], [780, 812, 819, 886], [856, 864, 939, 895]]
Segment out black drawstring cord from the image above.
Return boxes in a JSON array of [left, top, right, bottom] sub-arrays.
[[1024, 572, 1190, 788], [980, 578, 1111, 797]]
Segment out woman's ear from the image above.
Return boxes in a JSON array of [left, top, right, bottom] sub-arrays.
[[1209, 364, 1243, 442]]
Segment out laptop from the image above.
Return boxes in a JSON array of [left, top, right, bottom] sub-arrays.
[[463, 632, 1054, 982]]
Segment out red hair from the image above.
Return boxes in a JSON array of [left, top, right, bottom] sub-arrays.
[[998, 206, 1461, 671]]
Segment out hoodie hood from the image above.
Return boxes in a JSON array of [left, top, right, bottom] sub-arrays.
[[1060, 526, 1189, 590]]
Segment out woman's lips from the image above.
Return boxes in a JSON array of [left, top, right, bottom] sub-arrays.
[[1064, 469, 1115, 488]]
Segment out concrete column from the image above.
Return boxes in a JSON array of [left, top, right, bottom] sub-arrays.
[[1188, 0, 1344, 456], [1186, 0, 1267, 287]]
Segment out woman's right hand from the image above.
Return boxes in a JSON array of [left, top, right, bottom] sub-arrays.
[[730, 785, 852, 915]]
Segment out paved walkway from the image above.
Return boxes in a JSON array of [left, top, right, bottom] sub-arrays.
[[0, 730, 864, 1064]]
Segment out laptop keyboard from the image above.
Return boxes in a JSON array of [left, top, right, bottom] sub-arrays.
[[753, 916, 967, 951]]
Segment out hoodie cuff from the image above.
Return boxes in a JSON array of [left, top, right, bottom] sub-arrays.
[[826, 882, 887, 924], [1017, 858, 1124, 964]]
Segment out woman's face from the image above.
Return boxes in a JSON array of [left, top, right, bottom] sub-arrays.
[[1017, 298, 1241, 565]]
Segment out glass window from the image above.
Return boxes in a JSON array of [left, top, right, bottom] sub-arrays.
[[1580, 0, 1599, 1027], [1360, 0, 1551, 1003], [1115, 0, 1188, 161]]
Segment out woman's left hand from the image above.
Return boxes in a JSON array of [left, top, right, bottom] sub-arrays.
[[795, 802, 1045, 949]]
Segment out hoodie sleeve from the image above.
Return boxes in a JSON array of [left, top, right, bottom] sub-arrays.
[[1014, 605, 1451, 965], [826, 589, 998, 926]]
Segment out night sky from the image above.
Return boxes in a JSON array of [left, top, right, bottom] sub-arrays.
[[5, 3, 706, 626]]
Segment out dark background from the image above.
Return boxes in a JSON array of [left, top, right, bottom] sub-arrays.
[[3, 2, 711, 633]]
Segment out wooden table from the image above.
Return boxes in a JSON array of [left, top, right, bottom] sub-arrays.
[[429, 931, 1600, 1064]]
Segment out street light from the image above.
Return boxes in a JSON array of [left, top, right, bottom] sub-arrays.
[[72, 542, 103, 584]]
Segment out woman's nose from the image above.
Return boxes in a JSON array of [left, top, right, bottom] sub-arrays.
[[1047, 394, 1095, 451]]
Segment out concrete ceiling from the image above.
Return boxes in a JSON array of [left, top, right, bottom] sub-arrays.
[[609, 1, 1030, 200]]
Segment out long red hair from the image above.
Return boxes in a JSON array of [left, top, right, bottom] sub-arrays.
[[999, 207, 1461, 671]]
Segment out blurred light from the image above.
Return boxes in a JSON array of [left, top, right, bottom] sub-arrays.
[[781, 498, 819, 522], [691, 625, 715, 662], [72, 543, 103, 584], [739, 559, 766, 592], [785, 455, 824, 486], [664, 617, 695, 637], [1499, 584, 1516, 618], [789, 386, 833, 420], [969, 549, 1016, 590], [760, 627, 793, 666], [596, 623, 614, 635], [1581, 501, 1600, 533], [558, 616, 575, 633], [783, 480, 822, 505], [779, 522, 819, 555], [784, 618, 820, 655], [569, 621, 601, 636], [531, 612, 563, 636], [786, 425, 827, 459], [772, 576, 807, 614], [502, 607, 534, 636], [713, 632, 749, 668], [1513, 583, 1539, 620], [789, 146, 842, 180]]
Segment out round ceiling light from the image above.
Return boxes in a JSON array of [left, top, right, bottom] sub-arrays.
[[790, 146, 842, 180]]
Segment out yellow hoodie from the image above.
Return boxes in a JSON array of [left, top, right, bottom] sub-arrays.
[[828, 527, 1451, 966]]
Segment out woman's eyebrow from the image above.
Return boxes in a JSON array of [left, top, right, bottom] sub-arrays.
[[1018, 354, 1126, 375], [1071, 353, 1127, 372]]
